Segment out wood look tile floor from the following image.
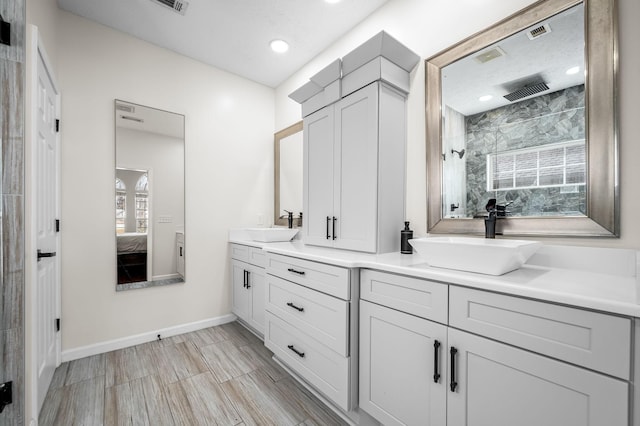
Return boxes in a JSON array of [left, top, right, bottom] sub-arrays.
[[39, 321, 347, 425]]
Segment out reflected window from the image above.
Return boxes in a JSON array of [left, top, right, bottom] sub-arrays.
[[116, 178, 126, 234], [135, 174, 149, 233], [487, 140, 585, 191]]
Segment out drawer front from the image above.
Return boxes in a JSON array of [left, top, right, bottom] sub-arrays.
[[267, 253, 350, 300], [230, 243, 250, 262], [360, 269, 448, 324], [450, 286, 631, 379], [267, 275, 349, 356], [264, 312, 351, 411], [248, 247, 266, 268]]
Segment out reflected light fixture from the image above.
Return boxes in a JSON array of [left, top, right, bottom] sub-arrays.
[[566, 66, 580, 75], [270, 39, 289, 53], [479, 95, 493, 102]]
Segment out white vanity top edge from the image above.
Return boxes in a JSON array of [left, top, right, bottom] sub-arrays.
[[229, 237, 640, 317]]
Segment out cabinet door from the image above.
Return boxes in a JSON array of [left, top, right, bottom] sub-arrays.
[[334, 83, 379, 252], [447, 328, 629, 426], [359, 300, 447, 426], [303, 105, 335, 247], [231, 259, 249, 321], [247, 266, 265, 334], [176, 241, 185, 278]]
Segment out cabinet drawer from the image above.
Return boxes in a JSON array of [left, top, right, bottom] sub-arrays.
[[230, 244, 250, 262], [264, 312, 351, 411], [449, 286, 631, 379], [267, 253, 350, 300], [267, 275, 349, 356], [360, 269, 448, 324], [248, 247, 266, 268]]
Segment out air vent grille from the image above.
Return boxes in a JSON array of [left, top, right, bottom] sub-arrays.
[[503, 82, 550, 102], [116, 104, 135, 113], [150, 0, 189, 15], [527, 23, 551, 40]]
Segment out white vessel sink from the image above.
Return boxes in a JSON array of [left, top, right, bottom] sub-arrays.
[[246, 228, 299, 242], [409, 237, 542, 276]]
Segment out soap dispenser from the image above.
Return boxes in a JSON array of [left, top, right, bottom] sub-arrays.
[[401, 221, 413, 254]]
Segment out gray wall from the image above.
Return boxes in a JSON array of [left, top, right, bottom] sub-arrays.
[[465, 85, 585, 217], [0, 0, 25, 424]]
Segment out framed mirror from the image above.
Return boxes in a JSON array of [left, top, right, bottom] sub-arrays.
[[426, 0, 618, 237], [115, 100, 185, 290], [274, 121, 303, 227]]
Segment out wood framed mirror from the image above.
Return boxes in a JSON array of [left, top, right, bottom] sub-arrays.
[[274, 121, 303, 227]]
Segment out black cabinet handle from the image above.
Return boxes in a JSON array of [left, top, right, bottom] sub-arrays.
[[332, 216, 337, 240], [450, 346, 458, 392], [326, 216, 331, 239], [287, 344, 305, 358], [179, 247, 183, 257], [433, 340, 441, 383], [287, 268, 305, 276], [245, 270, 251, 289], [37, 249, 57, 262], [243, 270, 248, 288], [286, 302, 304, 312]]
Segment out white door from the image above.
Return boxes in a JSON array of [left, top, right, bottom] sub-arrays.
[[334, 83, 379, 252], [303, 105, 335, 247], [35, 46, 60, 411], [447, 328, 628, 426], [359, 300, 447, 426]]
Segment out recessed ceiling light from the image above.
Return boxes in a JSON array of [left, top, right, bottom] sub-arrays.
[[270, 39, 289, 53], [566, 66, 580, 75], [479, 95, 493, 102]]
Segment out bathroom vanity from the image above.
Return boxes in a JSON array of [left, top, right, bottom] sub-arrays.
[[229, 231, 640, 426]]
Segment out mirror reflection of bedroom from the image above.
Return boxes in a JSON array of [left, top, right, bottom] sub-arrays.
[[115, 100, 185, 290]]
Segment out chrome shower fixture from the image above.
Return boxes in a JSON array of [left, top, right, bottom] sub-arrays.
[[451, 148, 465, 159]]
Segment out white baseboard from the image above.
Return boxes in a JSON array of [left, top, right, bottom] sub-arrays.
[[61, 314, 237, 362]]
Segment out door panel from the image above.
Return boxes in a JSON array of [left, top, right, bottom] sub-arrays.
[[231, 260, 249, 320], [447, 328, 628, 426], [303, 106, 334, 246]]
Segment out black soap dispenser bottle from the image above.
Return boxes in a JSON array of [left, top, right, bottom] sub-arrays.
[[401, 221, 413, 254]]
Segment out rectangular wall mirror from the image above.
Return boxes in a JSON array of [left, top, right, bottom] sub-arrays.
[[274, 121, 303, 227], [425, 0, 618, 237], [115, 100, 185, 290]]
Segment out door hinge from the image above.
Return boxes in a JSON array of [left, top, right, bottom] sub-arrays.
[[55, 219, 60, 232], [55, 119, 60, 132], [55, 318, 60, 332]]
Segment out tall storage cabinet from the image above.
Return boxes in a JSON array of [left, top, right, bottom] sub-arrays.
[[303, 81, 407, 253]]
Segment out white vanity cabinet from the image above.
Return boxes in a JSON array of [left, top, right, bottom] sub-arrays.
[[264, 252, 358, 413], [303, 81, 406, 253], [359, 270, 631, 426], [230, 243, 266, 336]]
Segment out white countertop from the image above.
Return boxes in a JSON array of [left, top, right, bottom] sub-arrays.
[[229, 232, 640, 317]]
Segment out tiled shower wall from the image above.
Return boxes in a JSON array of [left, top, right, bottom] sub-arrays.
[[465, 85, 585, 217], [0, 0, 25, 424]]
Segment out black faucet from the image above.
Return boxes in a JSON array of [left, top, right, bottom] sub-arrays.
[[485, 199, 497, 239]]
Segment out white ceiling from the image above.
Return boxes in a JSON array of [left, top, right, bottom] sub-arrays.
[[442, 3, 584, 116], [56, 0, 390, 88]]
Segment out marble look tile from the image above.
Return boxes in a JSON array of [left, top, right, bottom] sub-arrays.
[[105, 345, 155, 387], [238, 342, 287, 383], [40, 376, 105, 426], [65, 353, 106, 386], [181, 326, 227, 349], [275, 377, 347, 426], [200, 339, 255, 383], [105, 375, 174, 426], [48, 361, 68, 391], [220, 321, 262, 347], [151, 341, 208, 386], [1, 60, 25, 195]]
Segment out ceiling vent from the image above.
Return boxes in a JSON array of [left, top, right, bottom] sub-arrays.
[[526, 23, 551, 40], [116, 104, 135, 113], [503, 82, 550, 102], [474, 47, 506, 64], [149, 0, 189, 15]]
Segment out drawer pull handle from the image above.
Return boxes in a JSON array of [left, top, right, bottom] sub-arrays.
[[287, 268, 305, 276], [243, 270, 247, 288], [286, 302, 304, 312], [245, 270, 251, 289], [450, 346, 458, 392], [433, 340, 441, 383], [287, 344, 305, 358]]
